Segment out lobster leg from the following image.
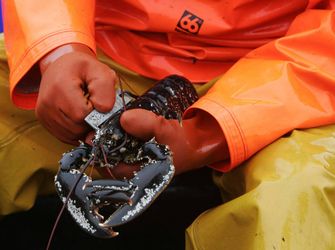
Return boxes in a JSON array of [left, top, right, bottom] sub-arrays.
[[54, 140, 175, 238], [55, 144, 133, 238], [62, 138, 174, 238], [101, 138, 175, 228]]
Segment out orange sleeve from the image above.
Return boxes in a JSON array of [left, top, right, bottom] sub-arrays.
[[2, 0, 96, 109], [186, 9, 335, 172]]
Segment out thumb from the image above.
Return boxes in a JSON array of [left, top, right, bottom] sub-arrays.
[[120, 109, 162, 140]]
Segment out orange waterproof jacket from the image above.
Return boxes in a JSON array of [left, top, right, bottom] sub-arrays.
[[3, 0, 335, 171]]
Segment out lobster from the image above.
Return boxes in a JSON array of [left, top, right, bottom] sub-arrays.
[[53, 75, 199, 239]]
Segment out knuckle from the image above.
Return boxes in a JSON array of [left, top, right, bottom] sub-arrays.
[[108, 68, 117, 79], [99, 63, 117, 80], [71, 109, 88, 123]]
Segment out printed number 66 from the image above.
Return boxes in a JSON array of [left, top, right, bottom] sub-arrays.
[[179, 14, 200, 33]]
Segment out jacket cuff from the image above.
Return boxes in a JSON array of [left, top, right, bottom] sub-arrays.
[[9, 30, 96, 110], [184, 96, 247, 172]]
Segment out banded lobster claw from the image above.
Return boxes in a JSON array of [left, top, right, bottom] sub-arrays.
[[54, 75, 198, 238], [55, 139, 174, 238]]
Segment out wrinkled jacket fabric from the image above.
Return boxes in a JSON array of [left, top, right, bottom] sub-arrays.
[[3, 0, 335, 171]]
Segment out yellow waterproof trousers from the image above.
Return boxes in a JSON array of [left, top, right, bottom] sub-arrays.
[[1, 34, 335, 249], [186, 126, 335, 249]]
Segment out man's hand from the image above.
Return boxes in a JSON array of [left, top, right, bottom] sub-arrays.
[[92, 108, 229, 178], [36, 44, 117, 145]]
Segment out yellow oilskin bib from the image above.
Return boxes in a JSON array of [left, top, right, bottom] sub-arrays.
[[0, 33, 72, 216], [186, 125, 335, 250]]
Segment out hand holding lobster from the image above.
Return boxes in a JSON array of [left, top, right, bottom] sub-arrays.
[[36, 43, 117, 145], [52, 75, 229, 244], [107, 108, 229, 177]]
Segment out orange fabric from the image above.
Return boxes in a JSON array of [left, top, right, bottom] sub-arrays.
[[2, 0, 96, 109], [185, 8, 335, 171], [94, 1, 317, 82], [4, 0, 324, 108], [3, 0, 335, 172]]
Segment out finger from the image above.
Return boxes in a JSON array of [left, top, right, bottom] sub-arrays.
[[36, 103, 89, 144], [85, 131, 95, 145], [95, 162, 140, 180], [59, 78, 93, 125], [59, 109, 91, 135], [41, 117, 80, 145], [46, 118, 85, 145], [120, 109, 163, 140], [113, 162, 141, 179], [86, 63, 116, 112]]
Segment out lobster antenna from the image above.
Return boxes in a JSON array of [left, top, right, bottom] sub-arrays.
[[117, 74, 127, 112], [45, 155, 94, 250], [118, 73, 139, 96], [100, 144, 116, 179]]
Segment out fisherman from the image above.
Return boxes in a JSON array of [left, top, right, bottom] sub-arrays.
[[2, 1, 335, 249]]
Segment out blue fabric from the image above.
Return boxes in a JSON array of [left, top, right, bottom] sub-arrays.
[[0, 1, 3, 33]]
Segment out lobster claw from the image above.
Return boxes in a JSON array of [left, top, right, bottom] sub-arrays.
[[85, 138, 175, 237], [55, 139, 175, 238], [101, 139, 175, 228], [55, 144, 124, 238]]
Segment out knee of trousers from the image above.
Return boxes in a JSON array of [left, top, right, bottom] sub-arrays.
[[186, 125, 335, 250]]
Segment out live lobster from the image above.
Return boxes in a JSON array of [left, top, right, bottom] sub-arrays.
[[53, 75, 199, 238]]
